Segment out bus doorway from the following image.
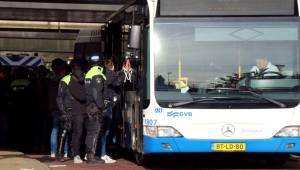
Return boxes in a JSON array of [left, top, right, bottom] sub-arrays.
[[73, 1, 149, 162]]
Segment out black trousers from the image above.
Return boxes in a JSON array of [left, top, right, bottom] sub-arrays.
[[85, 112, 103, 155], [71, 114, 84, 156]]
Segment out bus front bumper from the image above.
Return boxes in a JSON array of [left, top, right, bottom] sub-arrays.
[[143, 136, 300, 153]]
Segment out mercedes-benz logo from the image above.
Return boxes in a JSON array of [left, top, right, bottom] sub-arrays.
[[222, 124, 235, 137]]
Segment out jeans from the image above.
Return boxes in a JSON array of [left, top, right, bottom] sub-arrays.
[[50, 111, 68, 154], [100, 127, 110, 157], [98, 106, 112, 157]]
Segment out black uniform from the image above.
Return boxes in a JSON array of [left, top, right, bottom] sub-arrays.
[[85, 65, 106, 163], [96, 68, 125, 156], [56, 74, 72, 160], [102, 69, 125, 131], [68, 70, 86, 158], [9, 70, 35, 151], [104, 69, 125, 103]]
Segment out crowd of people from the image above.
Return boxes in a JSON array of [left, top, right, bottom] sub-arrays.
[[0, 56, 132, 164]]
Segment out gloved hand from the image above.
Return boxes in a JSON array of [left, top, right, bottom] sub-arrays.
[[59, 113, 70, 122], [87, 112, 97, 120], [87, 111, 103, 122], [104, 99, 111, 109], [60, 112, 72, 131], [63, 120, 72, 131]]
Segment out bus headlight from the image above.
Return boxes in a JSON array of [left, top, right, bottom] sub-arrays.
[[144, 126, 183, 137], [275, 126, 300, 137]]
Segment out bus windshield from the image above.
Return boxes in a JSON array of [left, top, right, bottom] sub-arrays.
[[154, 17, 300, 109]]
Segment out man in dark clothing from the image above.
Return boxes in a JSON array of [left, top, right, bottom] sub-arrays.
[[48, 58, 68, 158], [68, 60, 86, 164], [56, 73, 72, 161], [103, 59, 126, 107], [97, 59, 126, 163], [85, 56, 106, 164], [56, 59, 87, 163]]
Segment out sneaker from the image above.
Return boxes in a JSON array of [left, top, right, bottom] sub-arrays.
[[74, 155, 83, 164], [64, 153, 68, 158], [50, 153, 55, 158], [101, 155, 116, 164], [290, 154, 300, 160]]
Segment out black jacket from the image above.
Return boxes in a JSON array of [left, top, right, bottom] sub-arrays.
[[68, 74, 86, 115], [85, 66, 106, 114], [56, 75, 72, 115], [104, 69, 125, 101]]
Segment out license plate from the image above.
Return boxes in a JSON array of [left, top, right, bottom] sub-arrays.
[[212, 143, 246, 152]]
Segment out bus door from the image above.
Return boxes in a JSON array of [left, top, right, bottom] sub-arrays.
[[121, 24, 149, 155], [121, 25, 143, 152]]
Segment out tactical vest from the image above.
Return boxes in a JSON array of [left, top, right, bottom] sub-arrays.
[[61, 74, 71, 85]]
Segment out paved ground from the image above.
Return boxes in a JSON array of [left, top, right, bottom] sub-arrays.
[[2, 150, 300, 170], [30, 155, 144, 170], [33, 153, 300, 170], [0, 150, 144, 170], [140, 154, 300, 170], [0, 151, 49, 170]]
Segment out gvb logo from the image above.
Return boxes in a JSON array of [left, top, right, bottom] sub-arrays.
[[167, 111, 192, 118]]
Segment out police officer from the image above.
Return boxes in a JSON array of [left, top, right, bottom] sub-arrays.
[[9, 67, 34, 151], [85, 56, 106, 164], [56, 59, 87, 162]]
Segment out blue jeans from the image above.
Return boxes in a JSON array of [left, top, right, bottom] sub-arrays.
[[50, 111, 68, 154], [98, 106, 112, 157], [100, 128, 110, 157]]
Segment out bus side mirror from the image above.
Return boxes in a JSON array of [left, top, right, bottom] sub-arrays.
[[128, 25, 141, 49]]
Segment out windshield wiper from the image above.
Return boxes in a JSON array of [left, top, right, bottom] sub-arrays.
[[168, 88, 286, 108], [201, 87, 286, 108], [240, 90, 286, 108], [168, 96, 241, 108]]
